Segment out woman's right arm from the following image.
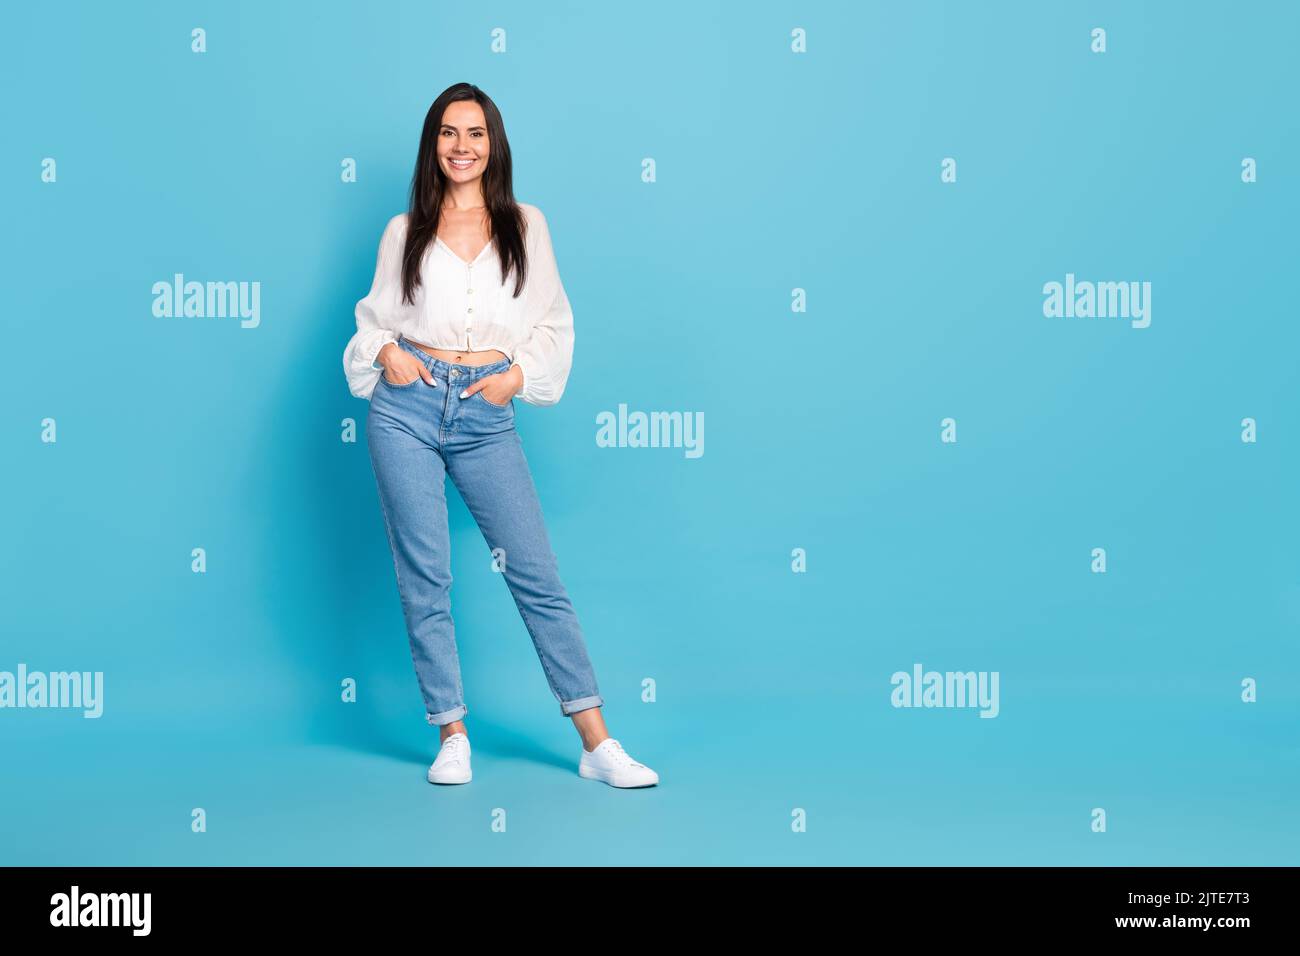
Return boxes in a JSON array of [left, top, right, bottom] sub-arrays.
[[343, 215, 406, 400]]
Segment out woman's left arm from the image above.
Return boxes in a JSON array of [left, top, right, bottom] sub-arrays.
[[509, 207, 574, 407]]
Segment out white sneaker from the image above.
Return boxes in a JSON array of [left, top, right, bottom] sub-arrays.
[[427, 732, 472, 784], [578, 738, 659, 788]]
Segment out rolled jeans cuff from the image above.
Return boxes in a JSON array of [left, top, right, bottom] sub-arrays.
[[560, 694, 603, 717], [426, 704, 468, 726]]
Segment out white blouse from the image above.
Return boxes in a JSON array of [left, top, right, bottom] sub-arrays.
[[342, 202, 574, 405]]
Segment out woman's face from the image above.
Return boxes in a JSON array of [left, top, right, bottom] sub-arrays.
[[437, 100, 490, 184]]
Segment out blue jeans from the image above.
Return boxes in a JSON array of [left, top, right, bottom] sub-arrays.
[[366, 338, 604, 725]]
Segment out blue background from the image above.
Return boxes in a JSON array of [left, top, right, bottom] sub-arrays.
[[2, 0, 1297, 864]]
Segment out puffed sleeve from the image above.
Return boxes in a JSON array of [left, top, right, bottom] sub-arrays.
[[510, 207, 574, 407], [342, 214, 407, 400]]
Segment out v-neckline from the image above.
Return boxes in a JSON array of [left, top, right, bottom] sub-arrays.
[[435, 234, 493, 266]]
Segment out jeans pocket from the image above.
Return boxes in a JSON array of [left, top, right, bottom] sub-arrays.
[[475, 390, 512, 409], [381, 372, 421, 389]]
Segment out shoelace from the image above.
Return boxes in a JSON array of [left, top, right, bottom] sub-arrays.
[[602, 739, 645, 769], [439, 736, 467, 761]]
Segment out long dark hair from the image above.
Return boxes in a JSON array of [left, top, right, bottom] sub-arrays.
[[399, 83, 529, 305]]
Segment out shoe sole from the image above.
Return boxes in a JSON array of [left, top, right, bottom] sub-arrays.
[[427, 769, 471, 785], [579, 764, 658, 788]]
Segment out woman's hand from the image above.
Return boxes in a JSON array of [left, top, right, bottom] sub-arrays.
[[461, 365, 523, 405], [376, 343, 436, 387]]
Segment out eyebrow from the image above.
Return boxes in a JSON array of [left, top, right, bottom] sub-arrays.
[[441, 124, 487, 132]]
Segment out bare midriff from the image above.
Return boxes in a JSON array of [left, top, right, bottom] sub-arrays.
[[404, 339, 508, 366]]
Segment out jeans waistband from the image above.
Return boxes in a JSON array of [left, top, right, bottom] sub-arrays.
[[397, 338, 513, 380]]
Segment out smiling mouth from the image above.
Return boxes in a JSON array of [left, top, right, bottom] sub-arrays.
[[449, 158, 476, 169]]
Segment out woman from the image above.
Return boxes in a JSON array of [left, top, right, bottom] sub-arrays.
[[342, 83, 657, 789]]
